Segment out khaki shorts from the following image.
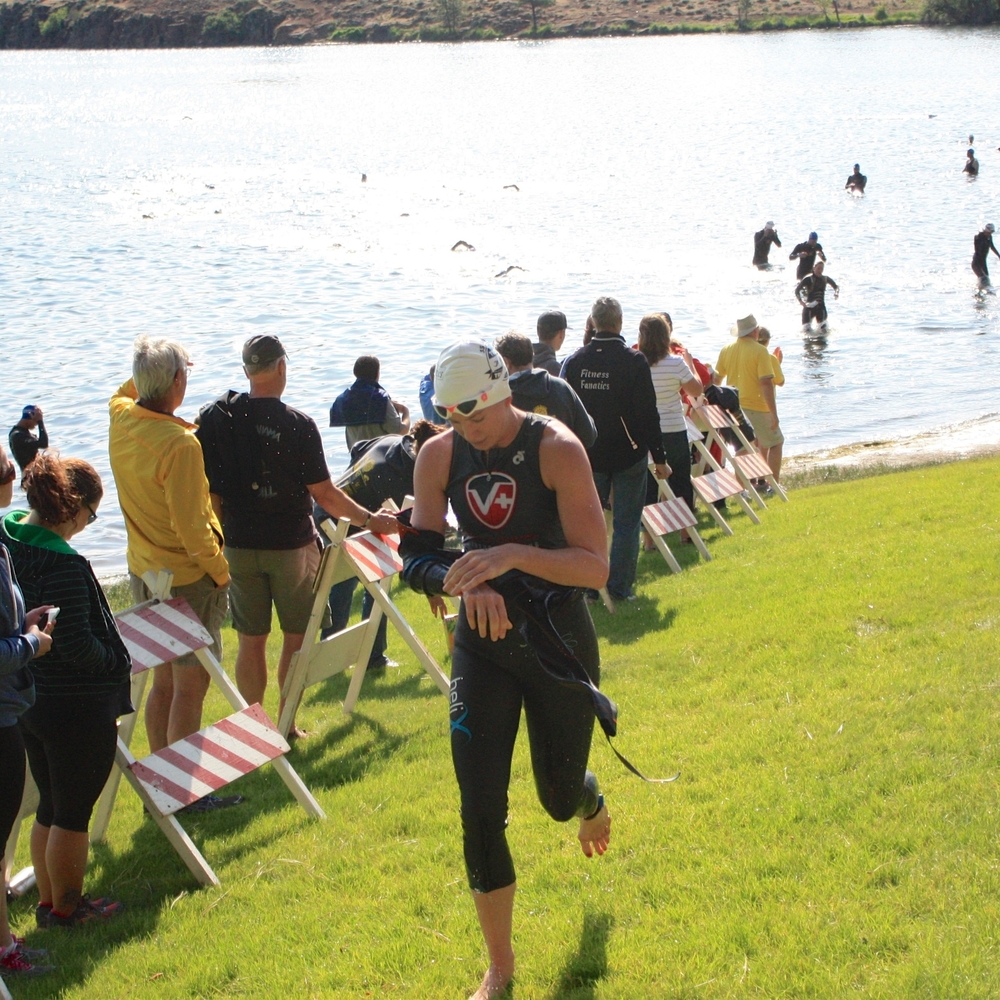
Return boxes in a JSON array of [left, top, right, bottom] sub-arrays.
[[130, 573, 229, 667], [226, 542, 321, 636], [744, 408, 785, 450]]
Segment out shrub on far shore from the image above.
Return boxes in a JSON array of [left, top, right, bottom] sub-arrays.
[[922, 0, 998, 21]]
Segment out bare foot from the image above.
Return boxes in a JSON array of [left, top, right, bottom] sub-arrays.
[[469, 959, 515, 1000], [287, 725, 312, 741], [578, 802, 611, 858]]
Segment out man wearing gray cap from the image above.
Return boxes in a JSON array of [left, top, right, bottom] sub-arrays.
[[752, 221, 782, 269], [196, 335, 398, 737], [533, 310, 568, 376]]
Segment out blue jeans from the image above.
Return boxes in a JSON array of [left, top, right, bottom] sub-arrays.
[[323, 578, 388, 667], [592, 457, 648, 600]]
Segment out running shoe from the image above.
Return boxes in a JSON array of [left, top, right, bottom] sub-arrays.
[[0, 941, 54, 976], [48, 895, 124, 928], [35, 903, 51, 929], [179, 794, 244, 814], [10, 935, 49, 961]]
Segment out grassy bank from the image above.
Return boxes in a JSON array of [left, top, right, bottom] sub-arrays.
[[9, 456, 1000, 998]]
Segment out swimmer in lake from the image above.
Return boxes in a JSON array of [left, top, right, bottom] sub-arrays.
[[789, 231, 826, 280], [845, 164, 867, 193], [752, 221, 782, 268], [964, 148, 979, 177], [795, 260, 839, 331], [972, 223, 999, 281]]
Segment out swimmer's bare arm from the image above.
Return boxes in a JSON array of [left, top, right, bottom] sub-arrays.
[[442, 423, 609, 596]]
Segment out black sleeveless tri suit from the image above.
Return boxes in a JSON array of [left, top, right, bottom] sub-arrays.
[[446, 413, 601, 893]]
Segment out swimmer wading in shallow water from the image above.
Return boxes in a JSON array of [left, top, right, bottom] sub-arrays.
[[972, 223, 999, 280], [796, 260, 839, 330], [400, 339, 611, 1000]]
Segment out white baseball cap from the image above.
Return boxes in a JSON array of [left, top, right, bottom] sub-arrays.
[[432, 340, 511, 418]]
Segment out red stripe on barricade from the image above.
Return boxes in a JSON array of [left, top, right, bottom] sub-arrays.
[[345, 535, 401, 581], [356, 533, 401, 568], [135, 602, 209, 653], [215, 717, 285, 761], [116, 618, 178, 667], [156, 746, 229, 790], [696, 404, 731, 429], [734, 453, 771, 478], [129, 760, 203, 809], [645, 499, 696, 535], [692, 470, 743, 503], [185, 732, 258, 774], [163, 597, 208, 627]]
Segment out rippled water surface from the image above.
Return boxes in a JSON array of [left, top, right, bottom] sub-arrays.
[[3, 29, 1000, 573]]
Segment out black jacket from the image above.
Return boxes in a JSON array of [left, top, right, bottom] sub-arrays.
[[1, 516, 131, 701], [560, 335, 665, 473], [509, 370, 597, 448]]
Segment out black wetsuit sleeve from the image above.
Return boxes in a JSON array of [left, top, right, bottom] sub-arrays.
[[991, 237, 999, 258], [827, 276, 839, 291], [399, 525, 460, 596], [773, 233, 781, 248], [36, 422, 48, 450], [795, 276, 810, 302]]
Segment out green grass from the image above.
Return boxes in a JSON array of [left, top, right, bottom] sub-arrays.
[[10, 457, 1000, 997]]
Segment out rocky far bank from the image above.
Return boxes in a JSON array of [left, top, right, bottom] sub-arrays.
[[0, 0, 921, 49]]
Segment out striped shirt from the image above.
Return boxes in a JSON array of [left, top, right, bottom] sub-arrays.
[[649, 355, 697, 434]]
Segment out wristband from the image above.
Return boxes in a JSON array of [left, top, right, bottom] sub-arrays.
[[362, 511, 372, 528]]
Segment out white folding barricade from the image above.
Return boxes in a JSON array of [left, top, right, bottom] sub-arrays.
[[86, 571, 324, 888], [278, 518, 450, 736], [691, 467, 756, 536], [690, 404, 768, 509], [691, 404, 788, 504], [642, 470, 712, 569]]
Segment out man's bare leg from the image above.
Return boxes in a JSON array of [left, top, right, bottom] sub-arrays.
[[470, 883, 516, 1000], [145, 663, 174, 752], [167, 663, 211, 744], [235, 633, 269, 706], [766, 442, 783, 482], [276, 632, 305, 735]]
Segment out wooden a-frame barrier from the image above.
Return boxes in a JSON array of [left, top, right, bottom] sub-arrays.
[[83, 570, 325, 887], [690, 403, 788, 506], [278, 517, 451, 737], [641, 469, 712, 573]]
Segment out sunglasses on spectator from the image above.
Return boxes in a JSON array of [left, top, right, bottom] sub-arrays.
[[85, 505, 98, 525]]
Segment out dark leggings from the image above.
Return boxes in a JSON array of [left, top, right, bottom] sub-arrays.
[[450, 594, 599, 894], [19, 693, 119, 832], [0, 723, 26, 853], [802, 302, 828, 326], [645, 430, 695, 515]]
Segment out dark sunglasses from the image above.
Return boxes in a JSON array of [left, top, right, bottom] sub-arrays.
[[85, 505, 98, 525], [433, 398, 481, 421]]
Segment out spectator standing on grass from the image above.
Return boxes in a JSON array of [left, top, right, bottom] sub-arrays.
[[637, 313, 702, 515], [533, 310, 569, 375], [330, 355, 410, 450], [0, 442, 54, 975], [8, 406, 48, 473], [561, 296, 669, 602], [714, 315, 783, 483], [2, 455, 130, 928], [316, 420, 445, 670], [196, 336, 398, 738], [495, 332, 596, 448], [109, 338, 234, 813]]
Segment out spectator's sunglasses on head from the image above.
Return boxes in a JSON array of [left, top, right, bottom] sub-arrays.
[[84, 504, 98, 525], [433, 395, 489, 421]]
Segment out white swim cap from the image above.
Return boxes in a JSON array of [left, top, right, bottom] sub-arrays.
[[987, 223, 996, 233], [765, 220, 774, 229], [432, 340, 511, 418]]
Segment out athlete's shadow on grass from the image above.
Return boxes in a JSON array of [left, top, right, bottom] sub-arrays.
[[307, 667, 434, 708], [546, 911, 614, 999], [591, 596, 677, 646]]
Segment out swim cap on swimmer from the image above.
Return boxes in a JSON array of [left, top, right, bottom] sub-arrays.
[[987, 223, 996, 233], [765, 220, 774, 229], [21, 405, 38, 419], [432, 340, 511, 418], [809, 231, 818, 240]]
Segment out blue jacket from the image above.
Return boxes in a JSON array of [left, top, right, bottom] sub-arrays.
[[0, 543, 37, 727], [329, 378, 392, 427], [418, 373, 436, 423]]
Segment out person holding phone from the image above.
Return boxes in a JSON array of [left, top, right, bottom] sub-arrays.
[[0, 442, 55, 975], [1, 453, 131, 928]]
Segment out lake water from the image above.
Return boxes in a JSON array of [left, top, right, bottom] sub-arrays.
[[2, 28, 999, 574]]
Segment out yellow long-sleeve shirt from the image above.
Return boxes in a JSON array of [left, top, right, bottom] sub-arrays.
[[108, 380, 229, 588]]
